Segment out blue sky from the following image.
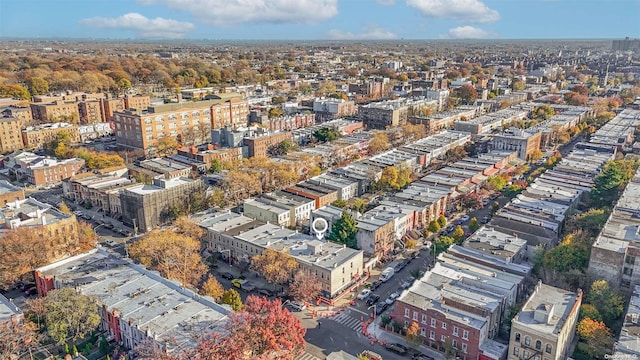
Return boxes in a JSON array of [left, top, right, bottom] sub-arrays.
[[0, 0, 639, 40]]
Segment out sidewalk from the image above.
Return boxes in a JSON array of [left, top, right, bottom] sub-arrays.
[[366, 318, 445, 360]]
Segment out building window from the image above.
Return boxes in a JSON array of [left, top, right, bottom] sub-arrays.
[[452, 339, 457, 349], [431, 319, 436, 328], [413, 311, 418, 321], [524, 336, 531, 346], [429, 331, 435, 340], [453, 326, 458, 337], [546, 344, 552, 353], [442, 322, 446, 330], [441, 335, 446, 342], [513, 347, 519, 356], [536, 340, 542, 350], [422, 314, 427, 324], [515, 333, 521, 342], [462, 330, 469, 340], [420, 327, 426, 336], [462, 343, 467, 353], [404, 309, 410, 318]]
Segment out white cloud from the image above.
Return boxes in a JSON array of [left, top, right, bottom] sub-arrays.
[[448, 25, 494, 39], [406, 0, 500, 23], [139, 0, 338, 26], [327, 26, 398, 40], [80, 13, 194, 39], [376, 0, 396, 6]]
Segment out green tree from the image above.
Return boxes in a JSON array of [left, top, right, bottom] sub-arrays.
[[268, 107, 284, 119], [436, 215, 447, 228], [26, 77, 49, 96], [0, 84, 30, 99], [452, 225, 465, 244], [469, 217, 480, 233], [332, 199, 347, 208], [44, 288, 101, 344], [351, 198, 368, 214], [327, 210, 358, 248], [532, 105, 555, 120], [209, 159, 222, 173], [427, 220, 441, 235], [587, 280, 624, 326], [221, 289, 243, 311], [579, 304, 602, 322], [313, 127, 340, 142], [486, 175, 507, 191], [432, 236, 454, 255], [591, 160, 639, 207]]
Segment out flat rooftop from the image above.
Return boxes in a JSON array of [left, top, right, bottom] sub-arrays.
[[513, 282, 580, 336]]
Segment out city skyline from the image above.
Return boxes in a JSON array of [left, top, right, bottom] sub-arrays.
[[1, 0, 639, 41]]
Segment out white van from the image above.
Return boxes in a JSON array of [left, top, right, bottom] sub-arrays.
[[379, 267, 395, 283]]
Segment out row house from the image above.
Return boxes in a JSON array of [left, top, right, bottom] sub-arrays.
[[61, 168, 134, 216]]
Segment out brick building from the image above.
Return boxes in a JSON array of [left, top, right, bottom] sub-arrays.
[[123, 94, 151, 112], [0, 179, 25, 206], [0, 117, 24, 153], [1, 105, 33, 126], [491, 129, 542, 161], [21, 122, 81, 149], [210, 96, 250, 129], [30, 100, 80, 123], [177, 145, 243, 168], [78, 100, 103, 124], [24, 157, 85, 186], [243, 131, 293, 158], [285, 181, 338, 209]]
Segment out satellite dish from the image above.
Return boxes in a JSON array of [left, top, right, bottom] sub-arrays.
[[311, 218, 329, 240]]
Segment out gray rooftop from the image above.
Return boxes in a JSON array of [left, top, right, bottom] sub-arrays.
[[513, 282, 580, 336]]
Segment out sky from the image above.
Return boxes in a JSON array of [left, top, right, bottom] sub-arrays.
[[0, 0, 639, 41]]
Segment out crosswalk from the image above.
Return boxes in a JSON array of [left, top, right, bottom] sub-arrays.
[[296, 352, 323, 360], [326, 310, 367, 335]]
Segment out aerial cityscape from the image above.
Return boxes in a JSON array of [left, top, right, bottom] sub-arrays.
[[0, 1, 640, 360]]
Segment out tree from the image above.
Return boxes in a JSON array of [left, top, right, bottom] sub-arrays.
[[579, 304, 602, 322], [0, 227, 48, 288], [565, 208, 609, 237], [587, 280, 624, 326], [270, 139, 298, 156], [197, 296, 306, 359], [24, 296, 47, 328], [251, 249, 298, 287], [444, 145, 468, 163], [401, 123, 426, 142], [452, 225, 465, 244], [332, 199, 347, 208], [0, 84, 30, 99], [591, 160, 639, 208], [529, 149, 544, 162], [0, 320, 40, 360], [313, 127, 340, 142], [405, 321, 422, 350], [127, 229, 207, 287], [469, 217, 480, 233], [564, 91, 589, 106], [221, 289, 243, 311], [351, 198, 369, 214], [209, 159, 223, 173], [156, 137, 180, 157], [511, 79, 526, 91], [174, 215, 205, 239], [26, 77, 49, 96], [59, 202, 72, 214], [44, 288, 100, 344], [200, 275, 225, 301], [576, 317, 614, 359], [367, 131, 389, 155], [486, 175, 507, 191], [327, 210, 358, 249], [455, 84, 477, 104], [436, 215, 447, 228], [77, 221, 98, 252], [376, 165, 412, 191], [427, 220, 441, 234], [532, 105, 555, 120], [289, 270, 323, 303], [432, 236, 455, 255], [268, 107, 284, 119]]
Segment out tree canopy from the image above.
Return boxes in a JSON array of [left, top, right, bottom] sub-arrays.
[[326, 210, 358, 249], [251, 249, 298, 287], [44, 288, 101, 344], [289, 270, 323, 303]]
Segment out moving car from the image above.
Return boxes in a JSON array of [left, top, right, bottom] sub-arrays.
[[413, 353, 435, 360], [358, 289, 372, 300], [370, 280, 382, 291], [231, 278, 245, 288], [385, 343, 408, 355], [481, 215, 490, 224]]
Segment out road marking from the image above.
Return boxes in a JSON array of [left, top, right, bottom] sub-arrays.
[[349, 306, 369, 316]]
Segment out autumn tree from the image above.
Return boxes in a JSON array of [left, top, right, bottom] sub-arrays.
[[375, 165, 412, 191], [486, 175, 507, 191], [268, 107, 284, 119], [427, 220, 441, 235], [455, 84, 478, 104], [587, 280, 624, 326], [579, 304, 603, 322], [44, 288, 101, 344], [0, 84, 30, 99], [26, 77, 49, 96], [251, 249, 298, 288], [289, 270, 323, 303], [511, 79, 526, 91], [174, 215, 205, 239], [405, 321, 422, 350], [401, 123, 427, 143], [326, 210, 358, 249], [127, 229, 207, 287], [221, 289, 243, 311], [24, 296, 47, 328], [77, 221, 98, 252], [200, 275, 225, 301], [452, 225, 465, 244], [196, 296, 306, 359], [576, 317, 615, 359], [0, 320, 40, 359], [0, 227, 47, 288], [469, 217, 480, 233], [367, 131, 389, 155], [437, 215, 447, 228], [156, 137, 180, 157], [532, 105, 555, 120], [59, 201, 72, 214]]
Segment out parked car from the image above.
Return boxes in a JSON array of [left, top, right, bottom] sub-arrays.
[[289, 301, 306, 312], [366, 294, 381, 306], [105, 239, 118, 247], [357, 289, 372, 300], [385, 343, 408, 355], [460, 215, 470, 222], [220, 272, 234, 280], [257, 289, 274, 297], [370, 281, 382, 291], [401, 277, 414, 289], [481, 215, 490, 224], [231, 278, 245, 288], [413, 353, 435, 360], [375, 302, 389, 315], [482, 199, 490, 206], [446, 225, 455, 233]]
